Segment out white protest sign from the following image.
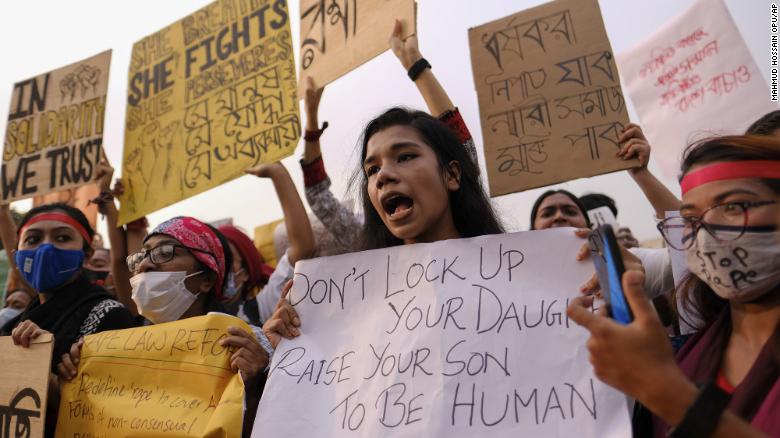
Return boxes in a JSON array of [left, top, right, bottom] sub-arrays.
[[617, 0, 777, 179], [254, 229, 631, 437], [587, 206, 618, 229]]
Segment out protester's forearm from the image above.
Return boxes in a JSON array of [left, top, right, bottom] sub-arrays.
[[303, 105, 322, 164], [125, 226, 146, 255], [630, 168, 681, 218], [414, 69, 455, 117], [0, 205, 18, 270], [640, 369, 698, 426], [104, 204, 138, 315], [271, 166, 314, 264], [641, 370, 766, 437]]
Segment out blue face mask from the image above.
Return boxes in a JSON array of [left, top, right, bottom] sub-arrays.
[[15, 243, 85, 292]]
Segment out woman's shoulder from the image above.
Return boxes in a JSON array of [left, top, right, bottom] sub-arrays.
[[79, 298, 136, 337]]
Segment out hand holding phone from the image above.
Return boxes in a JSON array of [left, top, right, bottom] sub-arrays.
[[588, 225, 634, 324]]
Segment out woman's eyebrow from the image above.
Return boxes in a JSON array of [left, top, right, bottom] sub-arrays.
[[711, 189, 759, 204]]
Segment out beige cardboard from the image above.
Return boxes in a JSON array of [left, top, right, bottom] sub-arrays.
[[0, 333, 54, 438], [468, 0, 636, 197], [2, 51, 111, 203], [298, 0, 415, 93]]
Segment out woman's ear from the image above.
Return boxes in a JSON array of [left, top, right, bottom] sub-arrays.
[[445, 160, 461, 192], [198, 271, 217, 294]]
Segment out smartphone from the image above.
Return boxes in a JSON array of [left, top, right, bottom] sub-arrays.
[[588, 224, 633, 324]]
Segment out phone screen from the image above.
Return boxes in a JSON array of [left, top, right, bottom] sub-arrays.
[[601, 232, 632, 324]]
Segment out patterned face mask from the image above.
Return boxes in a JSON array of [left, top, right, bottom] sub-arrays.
[[686, 228, 780, 302]]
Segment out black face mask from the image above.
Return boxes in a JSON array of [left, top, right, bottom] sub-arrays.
[[84, 268, 110, 285]]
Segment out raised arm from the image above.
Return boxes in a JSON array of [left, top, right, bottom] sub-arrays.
[[245, 162, 314, 265], [618, 123, 682, 218], [299, 77, 363, 251], [389, 19, 453, 116], [389, 20, 478, 166], [94, 161, 137, 316], [0, 203, 19, 271]]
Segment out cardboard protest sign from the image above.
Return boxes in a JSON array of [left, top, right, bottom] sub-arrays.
[[254, 228, 632, 437], [2, 51, 110, 203], [0, 333, 54, 438], [118, 0, 300, 225], [299, 0, 415, 93], [469, 0, 635, 197], [33, 183, 101, 230], [617, 0, 776, 179], [57, 314, 248, 437]]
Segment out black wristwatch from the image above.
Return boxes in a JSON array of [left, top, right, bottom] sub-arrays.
[[407, 58, 431, 81]]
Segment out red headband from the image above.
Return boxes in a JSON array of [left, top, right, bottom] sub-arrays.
[[681, 161, 780, 195], [20, 213, 91, 242]]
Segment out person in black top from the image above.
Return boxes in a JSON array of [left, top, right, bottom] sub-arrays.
[[2, 202, 136, 357]]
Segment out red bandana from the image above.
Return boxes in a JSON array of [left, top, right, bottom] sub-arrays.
[[148, 217, 227, 299], [218, 224, 274, 288], [20, 213, 91, 242]]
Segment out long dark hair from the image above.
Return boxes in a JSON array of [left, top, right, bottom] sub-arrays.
[[18, 203, 95, 253], [745, 110, 780, 136], [353, 107, 503, 250], [529, 189, 591, 230], [677, 135, 780, 327]]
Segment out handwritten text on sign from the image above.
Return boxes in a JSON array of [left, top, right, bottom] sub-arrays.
[[617, 0, 777, 179], [56, 314, 247, 438], [118, 0, 300, 224], [468, 0, 635, 197], [254, 229, 631, 437], [0, 334, 53, 438], [299, 0, 415, 93], [2, 50, 110, 203]]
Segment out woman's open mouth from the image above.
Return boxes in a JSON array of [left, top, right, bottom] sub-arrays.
[[382, 194, 414, 220]]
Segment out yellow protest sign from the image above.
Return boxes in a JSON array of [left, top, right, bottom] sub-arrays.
[[56, 314, 249, 437], [2, 50, 111, 203], [118, 0, 300, 225], [0, 333, 53, 438], [253, 218, 283, 267]]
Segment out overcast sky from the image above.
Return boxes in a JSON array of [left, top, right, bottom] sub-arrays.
[[0, 0, 772, 244]]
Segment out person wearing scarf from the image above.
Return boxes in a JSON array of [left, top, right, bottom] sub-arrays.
[[217, 224, 275, 326], [568, 134, 780, 437], [1, 203, 136, 438], [59, 216, 273, 437]]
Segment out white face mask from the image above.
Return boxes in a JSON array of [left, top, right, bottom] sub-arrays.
[[223, 269, 245, 301], [130, 271, 202, 324], [0, 307, 22, 327], [686, 229, 780, 302]]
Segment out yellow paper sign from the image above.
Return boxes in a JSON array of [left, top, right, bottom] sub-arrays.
[[118, 0, 300, 224], [0, 333, 53, 438], [56, 314, 249, 437], [253, 218, 283, 267]]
